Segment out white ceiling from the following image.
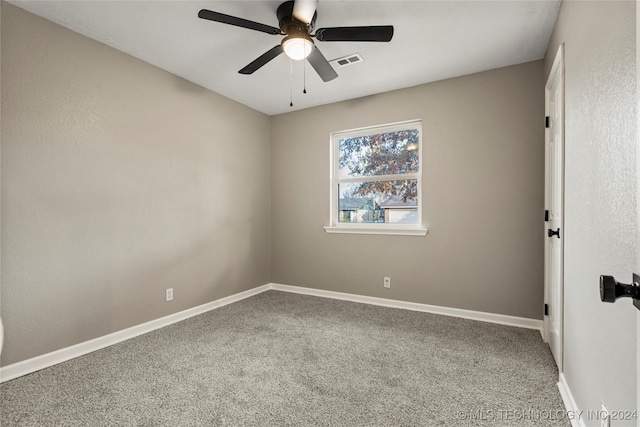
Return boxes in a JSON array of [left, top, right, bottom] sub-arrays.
[[9, 0, 561, 116]]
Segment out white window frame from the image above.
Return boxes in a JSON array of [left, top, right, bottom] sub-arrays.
[[324, 119, 428, 236]]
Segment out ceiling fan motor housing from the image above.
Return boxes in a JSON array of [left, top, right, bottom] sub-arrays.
[[277, 0, 317, 33]]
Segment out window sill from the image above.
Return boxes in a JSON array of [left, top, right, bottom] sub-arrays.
[[323, 226, 428, 236]]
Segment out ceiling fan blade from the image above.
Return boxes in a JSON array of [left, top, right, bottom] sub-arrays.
[[239, 45, 284, 74], [198, 9, 282, 35], [307, 47, 338, 82], [315, 26, 394, 42], [292, 0, 318, 25]]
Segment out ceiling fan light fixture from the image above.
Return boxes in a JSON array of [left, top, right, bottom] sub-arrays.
[[282, 35, 314, 60]]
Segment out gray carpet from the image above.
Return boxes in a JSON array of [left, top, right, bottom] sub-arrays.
[[1, 290, 569, 426]]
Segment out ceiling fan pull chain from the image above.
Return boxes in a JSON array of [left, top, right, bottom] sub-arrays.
[[289, 58, 294, 107], [303, 59, 307, 94]]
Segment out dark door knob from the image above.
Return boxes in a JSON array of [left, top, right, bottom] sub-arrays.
[[600, 275, 640, 302], [548, 228, 560, 238]]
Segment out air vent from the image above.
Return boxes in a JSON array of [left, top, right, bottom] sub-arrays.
[[330, 53, 364, 69]]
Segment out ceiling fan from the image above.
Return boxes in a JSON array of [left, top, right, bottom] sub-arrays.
[[198, 0, 394, 82]]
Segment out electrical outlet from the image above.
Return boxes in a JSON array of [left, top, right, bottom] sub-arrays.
[[166, 288, 173, 302], [384, 277, 391, 288], [600, 404, 610, 427]]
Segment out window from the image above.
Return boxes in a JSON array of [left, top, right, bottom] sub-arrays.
[[325, 120, 427, 236]]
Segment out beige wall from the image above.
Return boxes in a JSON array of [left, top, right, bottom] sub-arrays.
[[271, 61, 545, 319], [545, 0, 637, 420], [1, 2, 271, 366]]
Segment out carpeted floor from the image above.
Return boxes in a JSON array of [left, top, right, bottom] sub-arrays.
[[0, 290, 569, 426]]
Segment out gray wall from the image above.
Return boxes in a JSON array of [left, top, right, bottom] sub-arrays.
[[271, 61, 545, 320], [545, 0, 637, 422], [1, 2, 272, 366]]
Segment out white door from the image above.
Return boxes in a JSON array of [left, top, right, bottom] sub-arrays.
[[544, 45, 564, 371]]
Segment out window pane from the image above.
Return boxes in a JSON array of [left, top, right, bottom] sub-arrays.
[[338, 180, 418, 224], [339, 129, 419, 178]]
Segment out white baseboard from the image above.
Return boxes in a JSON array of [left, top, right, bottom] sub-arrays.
[[558, 373, 585, 427], [270, 283, 544, 332], [1, 282, 543, 383], [0, 284, 271, 383]]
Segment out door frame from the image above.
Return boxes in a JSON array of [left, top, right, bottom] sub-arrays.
[[636, 3, 640, 412], [543, 44, 565, 372]]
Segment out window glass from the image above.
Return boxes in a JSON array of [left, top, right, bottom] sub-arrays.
[[330, 120, 422, 229], [338, 129, 420, 178]]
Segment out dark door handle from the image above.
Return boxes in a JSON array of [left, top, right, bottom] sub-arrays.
[[548, 228, 560, 238], [600, 274, 640, 310]]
